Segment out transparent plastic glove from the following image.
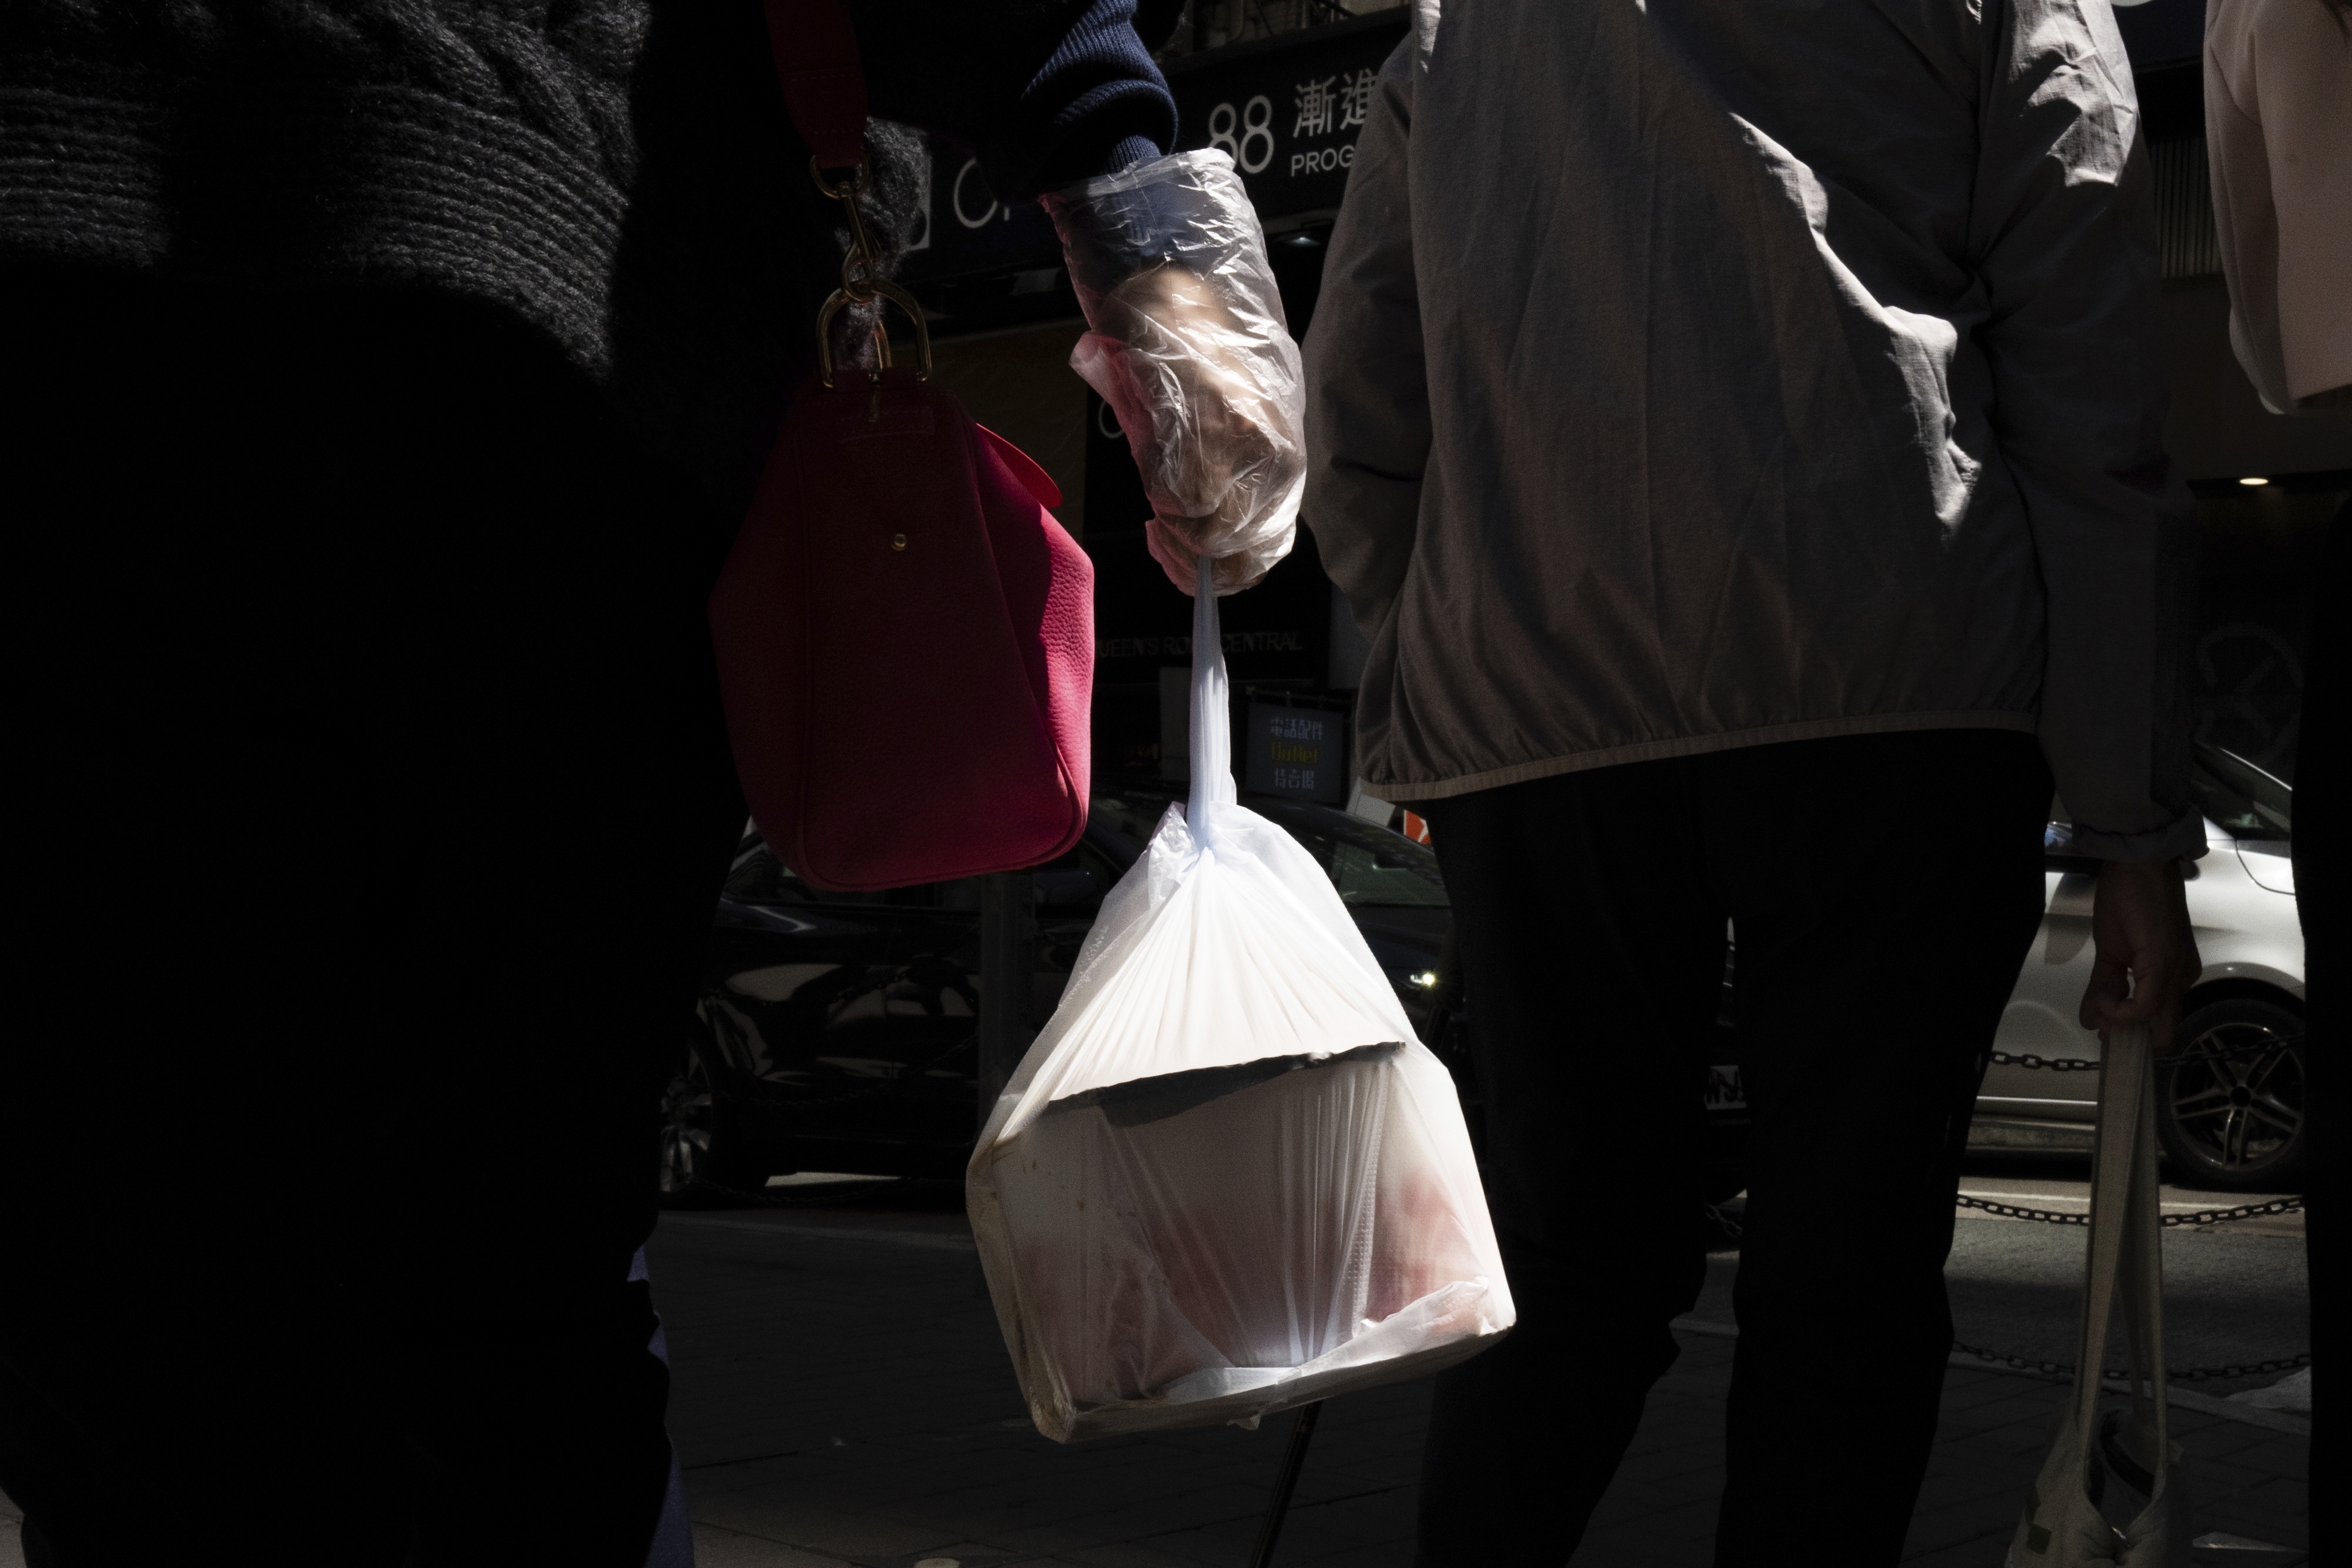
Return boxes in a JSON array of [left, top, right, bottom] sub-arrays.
[[1043, 150, 1305, 596]]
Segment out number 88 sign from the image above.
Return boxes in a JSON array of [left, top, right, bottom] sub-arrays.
[[1169, 13, 1409, 218], [1204, 96, 1276, 175]]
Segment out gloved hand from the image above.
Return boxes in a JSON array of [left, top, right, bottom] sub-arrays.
[[1043, 151, 1305, 596]]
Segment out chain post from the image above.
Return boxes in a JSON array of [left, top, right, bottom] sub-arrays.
[[978, 871, 1035, 1129], [1249, 1401, 1324, 1568], [972, 871, 1034, 1299]]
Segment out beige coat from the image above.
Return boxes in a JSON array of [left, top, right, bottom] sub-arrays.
[[2206, 0, 2352, 413], [1304, 0, 2200, 861]]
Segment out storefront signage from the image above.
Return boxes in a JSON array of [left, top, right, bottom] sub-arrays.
[[1167, 12, 1409, 221], [903, 13, 1411, 286], [897, 154, 1062, 285], [1245, 701, 1348, 803]]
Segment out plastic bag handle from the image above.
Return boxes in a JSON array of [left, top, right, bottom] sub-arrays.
[[1189, 554, 1236, 841]]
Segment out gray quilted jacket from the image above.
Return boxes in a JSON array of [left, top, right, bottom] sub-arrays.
[[1304, 0, 2201, 861]]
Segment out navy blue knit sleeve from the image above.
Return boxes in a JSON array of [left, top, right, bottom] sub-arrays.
[[851, 0, 1178, 203]]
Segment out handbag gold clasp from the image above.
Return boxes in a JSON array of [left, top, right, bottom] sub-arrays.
[[810, 156, 933, 389], [816, 278, 933, 389]]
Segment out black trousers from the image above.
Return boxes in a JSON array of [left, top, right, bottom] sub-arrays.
[[0, 276, 746, 1566], [1415, 728, 2051, 1566], [2291, 496, 2349, 1568]]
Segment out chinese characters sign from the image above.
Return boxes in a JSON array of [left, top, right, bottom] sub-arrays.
[[1170, 12, 1411, 219], [1290, 66, 1375, 140], [1245, 701, 1348, 803], [902, 14, 1412, 283]]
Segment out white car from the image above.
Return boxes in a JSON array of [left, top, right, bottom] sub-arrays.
[[1977, 744, 2307, 1191]]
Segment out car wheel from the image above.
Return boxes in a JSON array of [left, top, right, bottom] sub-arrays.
[[2156, 998, 2308, 1193], [659, 1042, 760, 1205]]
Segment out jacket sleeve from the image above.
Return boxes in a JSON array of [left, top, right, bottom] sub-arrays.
[[2244, 0, 2352, 407], [1302, 36, 1429, 650], [1971, 0, 2204, 862], [850, 0, 1176, 200]]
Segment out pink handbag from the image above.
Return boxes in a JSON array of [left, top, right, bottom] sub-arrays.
[[707, 0, 1094, 891]]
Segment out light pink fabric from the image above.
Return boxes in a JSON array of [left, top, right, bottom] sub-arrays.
[[2206, 0, 2352, 411]]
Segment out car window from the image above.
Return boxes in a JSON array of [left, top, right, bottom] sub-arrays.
[[1080, 841, 1122, 890], [723, 841, 811, 903], [1087, 793, 1173, 855], [1254, 803, 1449, 907], [930, 840, 1120, 915], [2190, 744, 2291, 840], [720, 840, 944, 907], [1090, 791, 1448, 907], [2040, 819, 2103, 874]]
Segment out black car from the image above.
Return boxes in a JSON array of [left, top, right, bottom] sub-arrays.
[[662, 787, 1464, 1199]]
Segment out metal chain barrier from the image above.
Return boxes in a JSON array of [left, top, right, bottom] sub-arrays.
[[1953, 1192, 2305, 1228], [1972, 1041, 2306, 1224], [1985, 1044, 2296, 1081], [1988, 1031, 2302, 1075], [2156, 1195, 2307, 1227], [1987, 1045, 2288, 1073], [1987, 1050, 2102, 1073], [1951, 1339, 2313, 1385], [1953, 1043, 2309, 1383]]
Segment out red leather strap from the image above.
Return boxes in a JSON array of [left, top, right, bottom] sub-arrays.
[[762, 0, 869, 171]]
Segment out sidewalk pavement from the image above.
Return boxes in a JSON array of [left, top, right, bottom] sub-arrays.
[[645, 1199, 2311, 1568], [0, 1194, 2307, 1567]]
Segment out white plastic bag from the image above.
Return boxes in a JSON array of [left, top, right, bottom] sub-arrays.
[[2007, 1022, 2192, 1567], [967, 559, 1512, 1442]]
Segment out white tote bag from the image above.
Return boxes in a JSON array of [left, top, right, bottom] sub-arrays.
[[966, 559, 1514, 1442], [2007, 1022, 2193, 1567]]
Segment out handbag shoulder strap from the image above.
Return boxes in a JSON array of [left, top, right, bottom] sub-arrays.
[[762, 0, 933, 383], [763, 0, 868, 172]]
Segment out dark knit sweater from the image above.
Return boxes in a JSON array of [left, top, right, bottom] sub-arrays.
[[0, 1, 1175, 516]]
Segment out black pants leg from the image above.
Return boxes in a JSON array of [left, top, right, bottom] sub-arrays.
[[0, 276, 744, 1566], [1414, 730, 2048, 1566], [1705, 731, 2049, 1561], [1415, 756, 1727, 1566], [2291, 496, 2350, 1567]]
